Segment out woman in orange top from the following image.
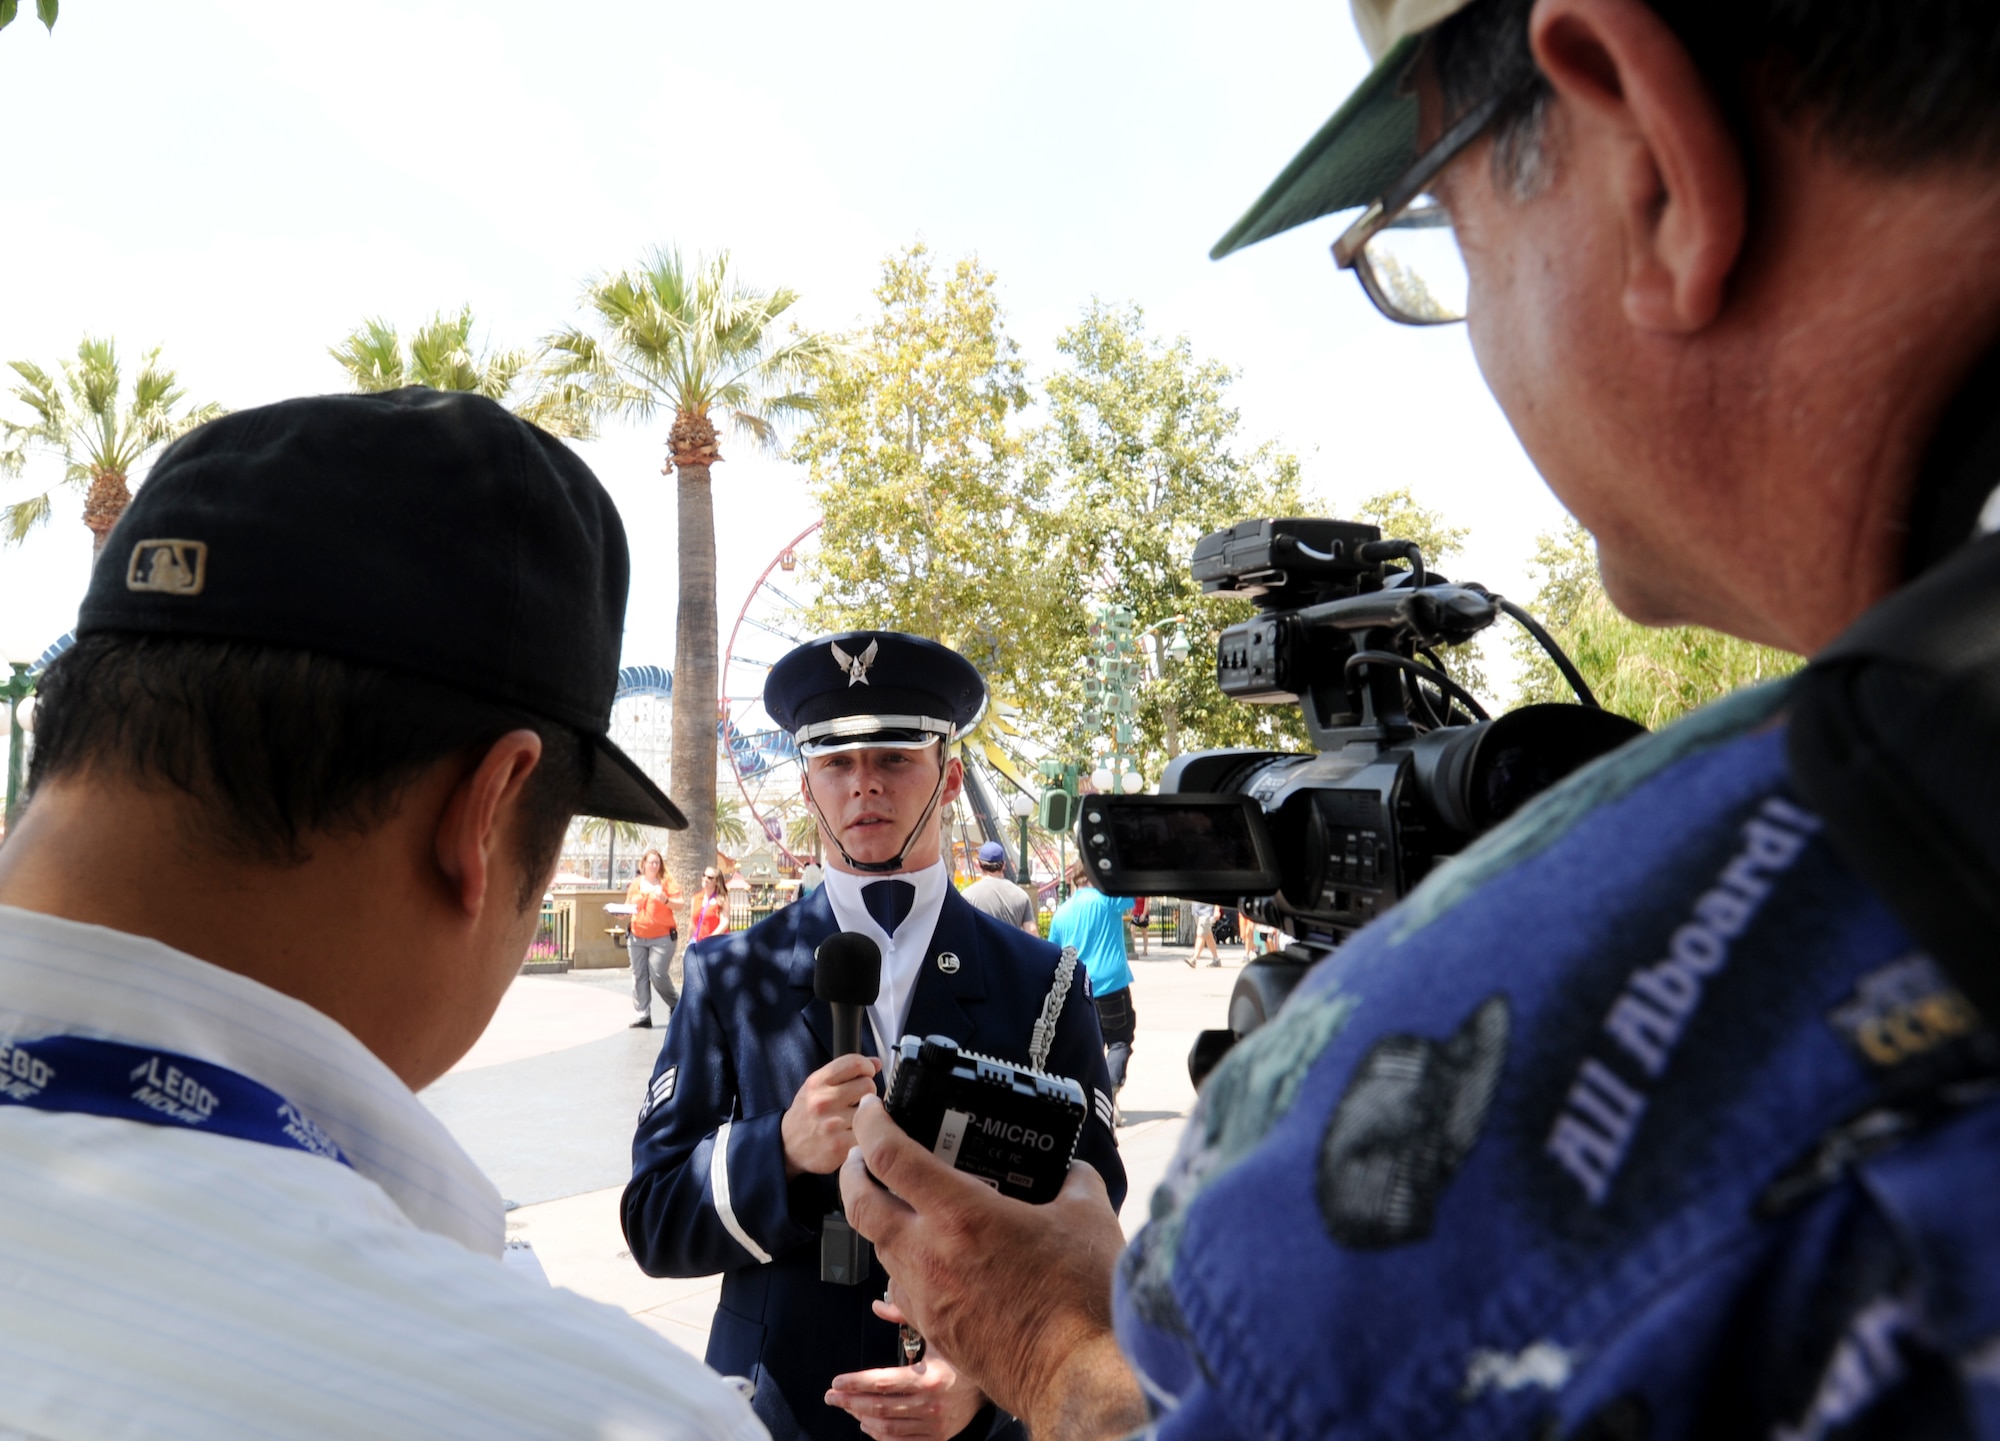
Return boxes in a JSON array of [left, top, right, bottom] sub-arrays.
[[690, 866, 730, 943], [624, 849, 678, 1029]]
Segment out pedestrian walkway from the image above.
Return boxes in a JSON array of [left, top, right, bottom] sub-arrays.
[[420, 942, 1256, 1359]]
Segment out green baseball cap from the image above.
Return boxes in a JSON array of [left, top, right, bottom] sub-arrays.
[[1211, 0, 1477, 259]]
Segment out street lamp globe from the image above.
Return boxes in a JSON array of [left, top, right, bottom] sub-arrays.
[[1119, 770, 1145, 794], [1166, 629, 1191, 666], [1009, 792, 1035, 819], [0, 625, 43, 670], [1090, 767, 1114, 793], [15, 695, 35, 734]]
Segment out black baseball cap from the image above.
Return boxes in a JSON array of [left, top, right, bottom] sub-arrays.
[[76, 388, 686, 829]]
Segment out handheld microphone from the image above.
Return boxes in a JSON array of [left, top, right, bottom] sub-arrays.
[[814, 931, 882, 1058], [812, 931, 883, 1288]]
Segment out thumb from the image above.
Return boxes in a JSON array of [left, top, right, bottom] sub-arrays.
[[871, 1297, 908, 1326], [1058, 1158, 1109, 1208], [852, 1094, 965, 1209]]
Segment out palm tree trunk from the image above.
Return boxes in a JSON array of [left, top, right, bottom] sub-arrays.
[[667, 429, 720, 917], [82, 468, 131, 560]]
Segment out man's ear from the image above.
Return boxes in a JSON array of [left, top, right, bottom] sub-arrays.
[[1532, 0, 1746, 332], [941, 755, 966, 808], [434, 730, 544, 919]]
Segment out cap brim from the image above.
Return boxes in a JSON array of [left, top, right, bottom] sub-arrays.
[[1210, 34, 1423, 260], [580, 734, 688, 829]]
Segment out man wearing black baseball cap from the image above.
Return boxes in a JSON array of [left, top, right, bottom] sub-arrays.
[[0, 390, 758, 1439]]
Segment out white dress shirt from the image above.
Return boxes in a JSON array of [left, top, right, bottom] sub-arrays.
[[819, 861, 949, 1068], [0, 903, 764, 1441]]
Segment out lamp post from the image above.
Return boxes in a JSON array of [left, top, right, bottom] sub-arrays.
[[1135, 615, 1192, 761], [1009, 792, 1035, 883], [2, 658, 37, 835]]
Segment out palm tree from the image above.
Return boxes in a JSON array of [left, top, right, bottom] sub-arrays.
[[542, 247, 832, 909], [1, 338, 224, 557], [329, 307, 585, 437], [715, 793, 750, 853], [785, 811, 821, 863]]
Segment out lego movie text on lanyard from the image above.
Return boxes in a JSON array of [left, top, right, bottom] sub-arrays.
[[0, 1033, 352, 1167]]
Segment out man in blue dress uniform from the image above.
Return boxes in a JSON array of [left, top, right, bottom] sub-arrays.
[[624, 631, 1126, 1441]]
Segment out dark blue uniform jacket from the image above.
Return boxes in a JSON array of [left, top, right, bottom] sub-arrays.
[[624, 883, 1127, 1441]]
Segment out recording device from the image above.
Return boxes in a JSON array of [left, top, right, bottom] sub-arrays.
[[883, 1035, 1086, 1205], [1078, 518, 1644, 1079], [813, 932, 880, 1286]]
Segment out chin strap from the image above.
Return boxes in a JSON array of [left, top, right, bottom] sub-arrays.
[[805, 748, 953, 876]]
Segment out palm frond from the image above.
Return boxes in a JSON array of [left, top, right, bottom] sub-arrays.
[[330, 318, 407, 391], [2, 492, 53, 543]]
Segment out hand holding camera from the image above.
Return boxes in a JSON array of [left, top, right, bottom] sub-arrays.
[[839, 1097, 1143, 1436]]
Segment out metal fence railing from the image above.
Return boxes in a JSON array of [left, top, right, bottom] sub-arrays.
[[524, 902, 573, 970]]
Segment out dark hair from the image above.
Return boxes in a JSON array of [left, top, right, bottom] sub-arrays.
[[1432, 0, 2000, 195], [28, 634, 588, 908]]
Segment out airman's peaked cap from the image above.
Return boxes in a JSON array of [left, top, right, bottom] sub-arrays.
[[765, 631, 986, 754]]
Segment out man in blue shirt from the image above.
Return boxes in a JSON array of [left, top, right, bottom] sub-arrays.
[[1047, 863, 1137, 1111], [836, 0, 2000, 1436]]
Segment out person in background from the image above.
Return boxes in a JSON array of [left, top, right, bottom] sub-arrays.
[[1187, 900, 1222, 969], [959, 840, 1037, 934], [691, 866, 730, 942], [624, 847, 678, 1029], [1047, 862, 1137, 1115]]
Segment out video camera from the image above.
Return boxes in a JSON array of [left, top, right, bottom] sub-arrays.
[[1077, 518, 1643, 1080]]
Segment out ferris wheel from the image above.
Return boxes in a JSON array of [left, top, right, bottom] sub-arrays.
[[719, 522, 1065, 881]]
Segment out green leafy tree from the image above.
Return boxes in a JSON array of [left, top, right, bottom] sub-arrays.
[[1039, 302, 1311, 776], [1511, 518, 1803, 726], [795, 244, 1060, 704], [329, 307, 585, 437], [0, 1, 59, 36], [542, 248, 831, 910], [1, 337, 223, 556]]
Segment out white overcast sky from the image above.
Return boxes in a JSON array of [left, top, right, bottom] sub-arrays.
[[0, 0, 1571, 717]]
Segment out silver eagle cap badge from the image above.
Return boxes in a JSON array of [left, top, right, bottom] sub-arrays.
[[830, 638, 879, 686]]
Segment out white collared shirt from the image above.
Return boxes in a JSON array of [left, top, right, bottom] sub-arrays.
[[819, 861, 949, 1066], [0, 903, 764, 1441]]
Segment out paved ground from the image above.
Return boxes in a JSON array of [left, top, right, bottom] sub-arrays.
[[420, 939, 1254, 1360]]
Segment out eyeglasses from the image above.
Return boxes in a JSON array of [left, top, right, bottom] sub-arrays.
[[1331, 91, 1506, 326]]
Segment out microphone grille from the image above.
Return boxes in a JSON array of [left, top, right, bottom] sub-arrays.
[[813, 931, 882, 1005]]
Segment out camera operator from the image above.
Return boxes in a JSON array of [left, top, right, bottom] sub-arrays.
[[840, 2, 2000, 1437], [622, 631, 1125, 1441]]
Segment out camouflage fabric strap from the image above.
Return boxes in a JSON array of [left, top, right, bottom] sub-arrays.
[[1030, 946, 1078, 1072]]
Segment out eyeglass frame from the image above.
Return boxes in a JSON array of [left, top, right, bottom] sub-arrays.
[[1330, 90, 1508, 326]]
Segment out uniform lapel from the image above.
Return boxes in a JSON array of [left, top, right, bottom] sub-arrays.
[[897, 888, 992, 1054]]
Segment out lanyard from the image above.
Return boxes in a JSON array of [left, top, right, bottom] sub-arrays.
[[0, 1033, 353, 1168]]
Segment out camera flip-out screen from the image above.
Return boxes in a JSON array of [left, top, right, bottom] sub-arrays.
[[1077, 795, 1283, 898]]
